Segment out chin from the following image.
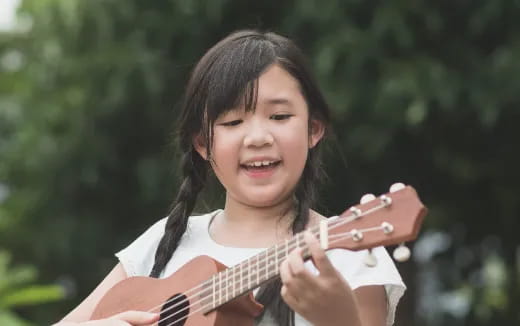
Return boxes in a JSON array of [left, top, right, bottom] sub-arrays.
[[242, 192, 292, 208]]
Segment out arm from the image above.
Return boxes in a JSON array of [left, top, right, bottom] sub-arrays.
[[54, 263, 158, 326], [354, 285, 388, 326]]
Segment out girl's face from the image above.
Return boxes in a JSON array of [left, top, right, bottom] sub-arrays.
[[195, 64, 324, 208]]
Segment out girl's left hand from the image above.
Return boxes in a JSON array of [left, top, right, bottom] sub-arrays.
[[279, 231, 363, 326]]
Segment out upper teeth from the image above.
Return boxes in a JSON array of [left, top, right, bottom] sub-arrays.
[[246, 160, 275, 167]]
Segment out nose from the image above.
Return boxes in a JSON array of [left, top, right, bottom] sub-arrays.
[[243, 121, 274, 147]]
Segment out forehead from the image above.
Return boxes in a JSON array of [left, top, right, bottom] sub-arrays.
[[206, 64, 307, 126], [256, 64, 303, 104]]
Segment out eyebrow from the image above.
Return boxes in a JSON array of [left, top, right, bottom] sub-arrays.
[[264, 98, 292, 106]]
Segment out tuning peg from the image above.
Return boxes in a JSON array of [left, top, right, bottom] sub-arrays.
[[360, 193, 376, 204], [393, 243, 411, 262], [349, 207, 362, 218], [364, 249, 378, 267], [389, 182, 405, 193]]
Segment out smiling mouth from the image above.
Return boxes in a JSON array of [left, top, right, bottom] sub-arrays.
[[241, 160, 281, 171]]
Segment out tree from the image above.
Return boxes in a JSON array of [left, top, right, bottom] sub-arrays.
[[0, 0, 519, 324], [0, 250, 63, 325]]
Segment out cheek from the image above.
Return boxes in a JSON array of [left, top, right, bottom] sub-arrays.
[[281, 127, 310, 169], [286, 122, 310, 148], [210, 132, 239, 173], [212, 145, 235, 169], [209, 148, 233, 189]]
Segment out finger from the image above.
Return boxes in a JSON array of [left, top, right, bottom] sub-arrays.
[[304, 231, 336, 275], [112, 310, 159, 325], [287, 247, 306, 276], [286, 247, 316, 289], [279, 259, 292, 285], [280, 284, 299, 309]]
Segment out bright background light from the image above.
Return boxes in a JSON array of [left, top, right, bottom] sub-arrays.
[[0, 0, 21, 31]]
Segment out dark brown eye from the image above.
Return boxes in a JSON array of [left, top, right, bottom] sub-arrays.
[[270, 114, 292, 121], [221, 120, 242, 126]]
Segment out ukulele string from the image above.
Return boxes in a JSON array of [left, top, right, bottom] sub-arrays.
[[151, 231, 310, 321], [151, 204, 385, 323], [161, 233, 358, 326], [150, 202, 387, 322], [144, 228, 314, 315], [151, 201, 387, 323]]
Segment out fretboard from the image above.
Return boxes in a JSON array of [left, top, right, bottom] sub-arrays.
[[200, 230, 314, 313]]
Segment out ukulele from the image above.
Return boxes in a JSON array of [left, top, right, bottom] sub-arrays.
[[90, 183, 427, 326]]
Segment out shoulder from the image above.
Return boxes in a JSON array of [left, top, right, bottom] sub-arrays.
[[114, 217, 167, 277], [115, 210, 219, 277], [124, 210, 217, 246], [187, 210, 219, 229]]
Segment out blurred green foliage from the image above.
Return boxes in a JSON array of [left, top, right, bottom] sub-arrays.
[[0, 0, 519, 324], [0, 250, 64, 325]]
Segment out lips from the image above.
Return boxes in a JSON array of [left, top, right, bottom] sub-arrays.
[[240, 157, 281, 168], [240, 158, 281, 178], [241, 161, 281, 170]]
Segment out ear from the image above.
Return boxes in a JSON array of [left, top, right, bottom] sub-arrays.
[[192, 133, 208, 160], [309, 118, 325, 148]]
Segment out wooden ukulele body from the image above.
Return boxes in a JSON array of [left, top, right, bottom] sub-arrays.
[[90, 255, 264, 326]]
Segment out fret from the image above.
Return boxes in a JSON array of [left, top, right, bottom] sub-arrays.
[[222, 270, 226, 303], [225, 270, 229, 302], [265, 250, 268, 280], [248, 257, 252, 290], [240, 262, 243, 296], [274, 244, 278, 273], [225, 270, 229, 303], [212, 274, 216, 309], [219, 271, 222, 306], [232, 266, 236, 298], [256, 254, 260, 286], [236, 265, 240, 295]]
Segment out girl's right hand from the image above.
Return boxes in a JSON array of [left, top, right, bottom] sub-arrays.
[[63, 311, 159, 326]]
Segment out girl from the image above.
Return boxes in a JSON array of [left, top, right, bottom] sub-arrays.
[[55, 30, 405, 326]]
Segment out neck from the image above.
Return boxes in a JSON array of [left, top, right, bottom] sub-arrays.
[[214, 195, 295, 246], [223, 195, 295, 227]]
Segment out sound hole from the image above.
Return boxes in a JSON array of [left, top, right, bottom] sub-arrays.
[[159, 293, 189, 326]]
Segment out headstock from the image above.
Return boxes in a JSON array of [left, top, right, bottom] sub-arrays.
[[325, 183, 427, 261]]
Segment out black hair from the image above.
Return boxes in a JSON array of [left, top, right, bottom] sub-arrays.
[[150, 30, 331, 325]]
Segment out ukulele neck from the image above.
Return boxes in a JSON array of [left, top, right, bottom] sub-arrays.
[[204, 230, 314, 312], [201, 185, 426, 312]]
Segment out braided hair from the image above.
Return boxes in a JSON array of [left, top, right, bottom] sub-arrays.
[[150, 30, 330, 325]]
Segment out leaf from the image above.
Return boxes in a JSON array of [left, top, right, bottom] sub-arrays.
[[0, 285, 64, 308], [0, 310, 31, 326]]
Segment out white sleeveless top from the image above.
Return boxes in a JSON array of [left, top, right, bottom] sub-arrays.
[[116, 210, 405, 325]]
